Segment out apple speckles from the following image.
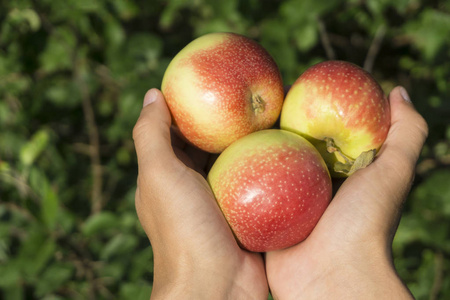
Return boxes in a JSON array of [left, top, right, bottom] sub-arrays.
[[162, 33, 284, 153], [282, 60, 390, 165], [208, 130, 332, 252], [188, 35, 279, 112]]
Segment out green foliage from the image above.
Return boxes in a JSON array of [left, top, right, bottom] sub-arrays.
[[0, 0, 449, 298]]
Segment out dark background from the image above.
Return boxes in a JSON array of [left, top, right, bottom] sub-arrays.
[[0, 0, 449, 299]]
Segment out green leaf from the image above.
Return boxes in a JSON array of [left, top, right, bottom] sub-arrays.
[[104, 17, 125, 48], [129, 246, 153, 281], [111, 0, 139, 20], [101, 233, 138, 261], [41, 183, 59, 230], [0, 261, 21, 288], [17, 229, 56, 278], [0, 223, 11, 262], [293, 22, 318, 52], [8, 8, 41, 31], [408, 249, 439, 299], [28, 167, 60, 229], [159, 0, 191, 29], [404, 9, 450, 61], [2, 283, 24, 300], [412, 169, 450, 217], [20, 130, 50, 166], [119, 282, 152, 300], [99, 261, 125, 282], [39, 26, 77, 73], [82, 211, 119, 237], [35, 263, 74, 297]]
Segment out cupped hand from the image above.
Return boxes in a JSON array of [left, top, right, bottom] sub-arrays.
[[265, 86, 428, 299], [133, 89, 268, 299]]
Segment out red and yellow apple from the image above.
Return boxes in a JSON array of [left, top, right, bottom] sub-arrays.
[[162, 32, 284, 153], [280, 60, 390, 177], [207, 129, 332, 252]]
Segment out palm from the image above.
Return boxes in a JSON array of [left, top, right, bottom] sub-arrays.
[[265, 142, 415, 299], [266, 169, 396, 299], [169, 134, 268, 298]]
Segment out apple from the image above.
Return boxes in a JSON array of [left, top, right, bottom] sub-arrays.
[[207, 129, 332, 252], [161, 32, 284, 153], [280, 60, 390, 177]]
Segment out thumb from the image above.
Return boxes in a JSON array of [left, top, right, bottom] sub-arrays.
[[375, 86, 428, 175], [358, 86, 428, 238], [133, 88, 176, 173], [326, 86, 428, 244]]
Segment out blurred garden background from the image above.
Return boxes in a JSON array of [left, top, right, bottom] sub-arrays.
[[0, 0, 449, 299]]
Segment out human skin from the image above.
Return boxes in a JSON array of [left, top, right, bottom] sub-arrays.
[[133, 86, 428, 299]]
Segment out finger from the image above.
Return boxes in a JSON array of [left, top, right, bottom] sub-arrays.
[[348, 86, 428, 196], [370, 86, 428, 227], [338, 86, 427, 239], [133, 89, 178, 174], [322, 87, 427, 245], [376, 86, 428, 171]]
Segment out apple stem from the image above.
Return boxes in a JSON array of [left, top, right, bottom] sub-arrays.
[[251, 94, 265, 114], [323, 137, 376, 176]]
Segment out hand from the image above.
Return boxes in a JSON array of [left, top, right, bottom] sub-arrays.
[[133, 89, 268, 299], [265, 86, 428, 299]]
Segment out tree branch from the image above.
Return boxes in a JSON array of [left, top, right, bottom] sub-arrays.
[[364, 24, 386, 73], [429, 251, 444, 300], [75, 62, 103, 215], [317, 19, 336, 60]]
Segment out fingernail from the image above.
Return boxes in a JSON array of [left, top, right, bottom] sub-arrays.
[[143, 89, 158, 107], [399, 87, 411, 103]]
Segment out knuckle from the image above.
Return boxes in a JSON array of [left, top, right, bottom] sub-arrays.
[[132, 114, 147, 142], [416, 115, 429, 140]]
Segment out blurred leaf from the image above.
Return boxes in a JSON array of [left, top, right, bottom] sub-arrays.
[[101, 233, 138, 261], [15, 228, 56, 278], [412, 169, 450, 217], [82, 211, 119, 237], [1, 283, 24, 300], [159, 0, 193, 29], [111, 0, 139, 20], [104, 16, 125, 48], [41, 182, 59, 230], [293, 23, 318, 52], [0, 227, 10, 262], [404, 9, 450, 61], [19, 129, 50, 167], [129, 246, 153, 281], [7, 8, 41, 32], [72, 0, 102, 12], [116, 146, 131, 165], [39, 26, 77, 73], [0, 261, 21, 288], [28, 167, 60, 229], [44, 78, 80, 107], [35, 263, 74, 297], [99, 260, 125, 281], [408, 249, 439, 299], [118, 281, 152, 300]]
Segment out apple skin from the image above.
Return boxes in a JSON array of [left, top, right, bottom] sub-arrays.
[[162, 32, 284, 153], [207, 129, 332, 252], [280, 60, 390, 177]]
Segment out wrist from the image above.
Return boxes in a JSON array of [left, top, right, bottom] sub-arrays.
[[293, 243, 413, 300], [150, 251, 267, 300]]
